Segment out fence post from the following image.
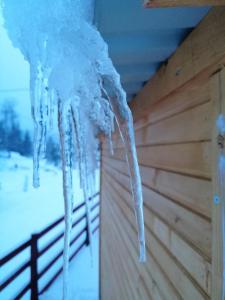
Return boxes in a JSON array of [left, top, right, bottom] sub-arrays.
[[85, 199, 90, 246], [31, 234, 38, 300]]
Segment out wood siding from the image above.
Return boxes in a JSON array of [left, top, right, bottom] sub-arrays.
[[100, 79, 213, 299], [100, 8, 225, 300]]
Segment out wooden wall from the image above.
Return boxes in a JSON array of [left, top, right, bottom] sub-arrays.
[[100, 79, 212, 300], [100, 8, 225, 300]]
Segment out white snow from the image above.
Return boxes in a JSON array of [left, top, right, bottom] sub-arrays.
[[0, 152, 64, 256], [40, 233, 99, 300], [0, 152, 99, 300]]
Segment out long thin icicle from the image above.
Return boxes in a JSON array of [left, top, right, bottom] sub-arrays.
[[71, 102, 93, 260], [216, 114, 225, 300], [58, 98, 74, 300], [2, 1, 146, 297], [101, 74, 146, 262], [32, 66, 48, 188]]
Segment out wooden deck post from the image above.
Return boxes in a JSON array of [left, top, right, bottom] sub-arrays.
[[85, 208, 90, 246], [31, 234, 39, 300]]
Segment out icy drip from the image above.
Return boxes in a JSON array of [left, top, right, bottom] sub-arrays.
[[32, 65, 49, 188], [71, 103, 93, 260], [217, 114, 225, 299], [1, 1, 146, 298], [58, 99, 74, 300], [101, 74, 146, 261]]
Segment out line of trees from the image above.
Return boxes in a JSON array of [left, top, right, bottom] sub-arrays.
[[0, 101, 32, 156], [0, 101, 60, 165]]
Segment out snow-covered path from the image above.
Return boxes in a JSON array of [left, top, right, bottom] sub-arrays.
[[40, 233, 99, 300]]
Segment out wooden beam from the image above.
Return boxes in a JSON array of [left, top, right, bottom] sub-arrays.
[[130, 7, 225, 121], [210, 68, 225, 300], [144, 0, 225, 8]]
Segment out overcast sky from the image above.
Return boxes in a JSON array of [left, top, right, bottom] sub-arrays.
[[0, 8, 32, 129]]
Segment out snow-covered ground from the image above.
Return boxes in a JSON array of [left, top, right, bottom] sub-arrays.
[[0, 152, 99, 300], [41, 233, 99, 300]]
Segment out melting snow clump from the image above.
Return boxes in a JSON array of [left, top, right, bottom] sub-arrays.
[[1, 0, 146, 298]]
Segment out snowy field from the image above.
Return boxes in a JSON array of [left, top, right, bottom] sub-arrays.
[[41, 233, 99, 300], [0, 152, 99, 300]]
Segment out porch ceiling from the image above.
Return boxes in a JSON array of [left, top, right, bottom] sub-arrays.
[[94, 0, 210, 102]]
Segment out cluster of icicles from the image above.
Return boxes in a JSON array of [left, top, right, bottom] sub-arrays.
[[1, 0, 145, 298]]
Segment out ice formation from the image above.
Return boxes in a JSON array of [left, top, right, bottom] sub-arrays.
[[216, 114, 225, 300], [1, 0, 145, 298]]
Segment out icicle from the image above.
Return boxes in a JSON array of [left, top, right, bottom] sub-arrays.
[[71, 102, 93, 262], [216, 114, 225, 300], [2, 7, 146, 300], [58, 98, 74, 300], [49, 89, 55, 130], [108, 131, 114, 156], [109, 108, 115, 155], [101, 74, 146, 262], [32, 72, 43, 188], [217, 114, 225, 136], [31, 64, 49, 188]]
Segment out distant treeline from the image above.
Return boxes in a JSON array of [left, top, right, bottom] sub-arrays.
[[0, 101, 60, 165]]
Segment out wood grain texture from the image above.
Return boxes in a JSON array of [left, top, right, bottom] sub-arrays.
[[103, 178, 182, 300], [104, 156, 212, 219], [101, 81, 213, 299], [134, 80, 210, 131], [103, 173, 210, 299], [144, 0, 225, 7], [110, 100, 212, 148], [103, 164, 211, 259], [103, 141, 211, 179], [104, 168, 212, 294]]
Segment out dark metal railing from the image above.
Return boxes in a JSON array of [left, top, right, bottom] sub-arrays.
[[0, 192, 100, 300]]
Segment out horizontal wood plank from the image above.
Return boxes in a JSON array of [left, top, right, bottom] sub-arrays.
[[103, 165, 211, 259], [111, 100, 212, 148], [134, 81, 210, 131], [104, 175, 209, 299], [103, 141, 211, 179], [144, 0, 225, 8], [104, 172, 212, 294], [104, 193, 162, 300], [103, 156, 211, 219], [104, 179, 182, 300]]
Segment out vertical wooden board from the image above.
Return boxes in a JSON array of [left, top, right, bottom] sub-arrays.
[[210, 68, 225, 300]]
